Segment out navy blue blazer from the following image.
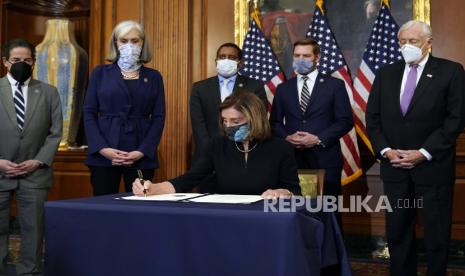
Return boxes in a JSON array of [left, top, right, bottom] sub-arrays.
[[269, 73, 353, 168], [83, 63, 165, 168]]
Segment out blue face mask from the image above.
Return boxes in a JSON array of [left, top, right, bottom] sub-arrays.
[[224, 122, 250, 142], [292, 58, 315, 75], [117, 43, 142, 72]]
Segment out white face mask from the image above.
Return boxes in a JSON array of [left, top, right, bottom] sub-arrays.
[[400, 44, 423, 64], [216, 59, 238, 78]]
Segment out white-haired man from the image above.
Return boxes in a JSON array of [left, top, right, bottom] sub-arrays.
[[366, 20, 465, 276]]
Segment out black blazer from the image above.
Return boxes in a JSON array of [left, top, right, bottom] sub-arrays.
[[366, 55, 465, 182], [170, 137, 301, 195], [189, 75, 267, 154]]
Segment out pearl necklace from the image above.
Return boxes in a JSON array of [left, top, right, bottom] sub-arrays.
[[121, 70, 140, 79], [234, 141, 258, 153]]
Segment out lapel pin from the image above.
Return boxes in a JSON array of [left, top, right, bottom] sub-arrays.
[[319, 78, 324, 83], [426, 74, 433, 78], [34, 89, 39, 93], [144, 78, 148, 83], [238, 83, 244, 88]]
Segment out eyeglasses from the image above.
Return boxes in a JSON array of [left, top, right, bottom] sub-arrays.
[[8, 58, 34, 65]]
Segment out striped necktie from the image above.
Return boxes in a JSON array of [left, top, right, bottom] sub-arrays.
[[300, 75, 310, 113], [14, 82, 25, 130]]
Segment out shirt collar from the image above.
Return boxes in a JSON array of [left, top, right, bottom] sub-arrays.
[[407, 54, 429, 69], [218, 74, 237, 84], [7, 73, 31, 87], [297, 69, 318, 82]]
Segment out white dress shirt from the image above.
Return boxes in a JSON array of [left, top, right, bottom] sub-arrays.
[[297, 69, 318, 103]]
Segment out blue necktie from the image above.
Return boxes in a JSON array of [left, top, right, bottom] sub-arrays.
[[14, 82, 25, 130]]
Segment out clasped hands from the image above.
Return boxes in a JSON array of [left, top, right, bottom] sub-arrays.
[[384, 149, 426, 169], [0, 159, 42, 178], [99, 148, 144, 166], [132, 179, 293, 199], [286, 131, 319, 148]]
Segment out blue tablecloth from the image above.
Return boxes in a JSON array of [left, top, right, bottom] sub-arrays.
[[44, 194, 351, 276]]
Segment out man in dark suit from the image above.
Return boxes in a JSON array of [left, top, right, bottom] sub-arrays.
[[190, 43, 267, 160], [0, 39, 62, 276], [270, 38, 353, 204], [366, 20, 465, 276]]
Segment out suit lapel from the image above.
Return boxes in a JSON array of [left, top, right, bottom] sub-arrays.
[[109, 64, 131, 100], [0, 77, 18, 129], [405, 56, 436, 115], [304, 73, 324, 114], [289, 78, 301, 115], [233, 75, 246, 92], [391, 62, 405, 117], [22, 80, 43, 131], [207, 76, 221, 107]]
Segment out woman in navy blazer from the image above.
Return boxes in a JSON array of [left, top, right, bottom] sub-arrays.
[[84, 20, 165, 195]]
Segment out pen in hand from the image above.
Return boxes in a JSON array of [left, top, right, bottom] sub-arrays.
[[137, 170, 147, 197]]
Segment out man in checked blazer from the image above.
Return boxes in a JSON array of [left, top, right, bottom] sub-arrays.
[[366, 20, 465, 276], [0, 39, 62, 276]]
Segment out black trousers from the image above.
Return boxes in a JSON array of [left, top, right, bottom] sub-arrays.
[[89, 166, 155, 196], [383, 174, 453, 276]]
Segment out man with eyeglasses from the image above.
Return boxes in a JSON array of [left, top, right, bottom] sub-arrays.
[[366, 20, 465, 275], [190, 43, 267, 164], [0, 39, 62, 276]]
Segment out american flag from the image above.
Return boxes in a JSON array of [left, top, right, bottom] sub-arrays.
[[353, 0, 402, 153], [240, 16, 286, 108], [307, 1, 362, 185]]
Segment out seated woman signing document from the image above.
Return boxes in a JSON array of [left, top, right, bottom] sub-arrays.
[[133, 92, 301, 198]]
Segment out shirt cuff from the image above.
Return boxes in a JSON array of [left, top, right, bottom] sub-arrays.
[[419, 148, 432, 161], [380, 147, 391, 157]]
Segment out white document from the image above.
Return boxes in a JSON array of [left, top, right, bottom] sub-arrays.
[[188, 194, 263, 204], [120, 193, 203, 201]]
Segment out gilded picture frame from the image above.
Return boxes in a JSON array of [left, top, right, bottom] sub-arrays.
[[235, 0, 430, 77]]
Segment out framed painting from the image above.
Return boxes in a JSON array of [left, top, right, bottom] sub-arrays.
[[235, 0, 430, 78], [298, 169, 325, 197]]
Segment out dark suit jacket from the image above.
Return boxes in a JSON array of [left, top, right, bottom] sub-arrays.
[[269, 73, 353, 168], [366, 55, 465, 183], [83, 63, 165, 169], [189, 74, 267, 154]]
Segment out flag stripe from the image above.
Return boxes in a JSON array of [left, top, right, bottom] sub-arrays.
[[307, 4, 362, 185], [353, 2, 403, 151]]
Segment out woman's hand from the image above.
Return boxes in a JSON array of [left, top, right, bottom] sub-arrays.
[[132, 179, 176, 196], [119, 151, 144, 166], [261, 189, 293, 199], [99, 148, 128, 165]]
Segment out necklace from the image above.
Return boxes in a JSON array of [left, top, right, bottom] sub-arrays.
[[234, 141, 258, 153], [121, 70, 140, 79]]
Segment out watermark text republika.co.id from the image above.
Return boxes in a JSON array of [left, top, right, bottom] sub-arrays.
[[263, 195, 423, 213]]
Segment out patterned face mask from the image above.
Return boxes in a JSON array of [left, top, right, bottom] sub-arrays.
[[117, 43, 142, 72], [224, 122, 250, 142]]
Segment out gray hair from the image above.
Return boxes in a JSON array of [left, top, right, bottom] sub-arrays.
[[106, 20, 152, 63], [398, 20, 433, 39]]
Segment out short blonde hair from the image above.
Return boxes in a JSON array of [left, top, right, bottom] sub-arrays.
[[106, 20, 152, 63], [218, 91, 271, 141]]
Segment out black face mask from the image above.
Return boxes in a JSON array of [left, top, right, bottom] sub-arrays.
[[9, 61, 33, 83]]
